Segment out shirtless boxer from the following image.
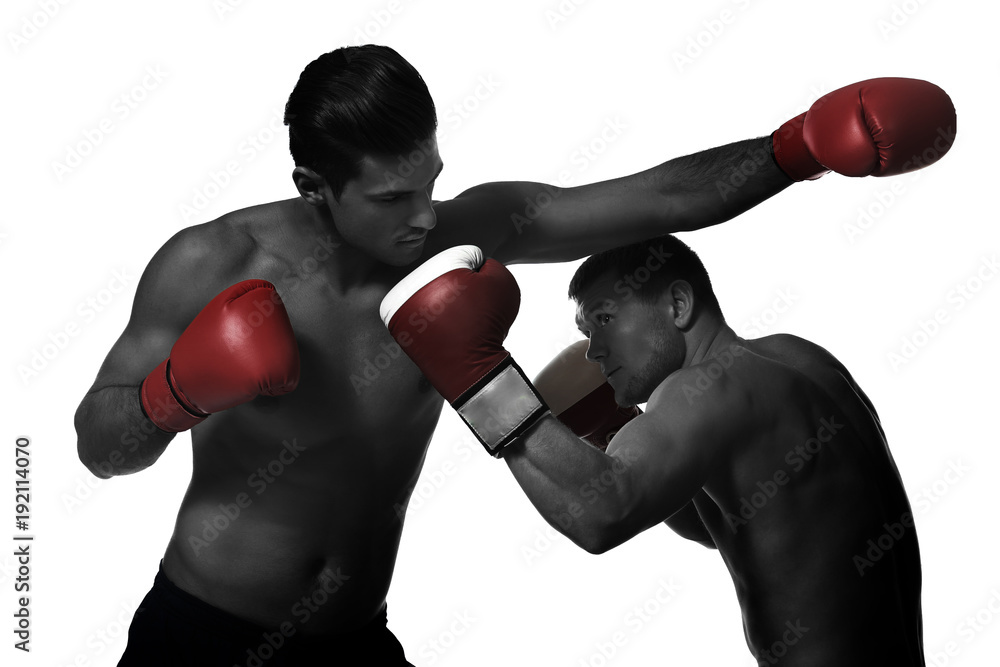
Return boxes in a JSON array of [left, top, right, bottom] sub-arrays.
[[75, 44, 952, 665], [380, 236, 926, 665]]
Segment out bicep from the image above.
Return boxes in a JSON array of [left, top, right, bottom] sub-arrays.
[[84, 228, 230, 392], [604, 386, 732, 540], [434, 176, 671, 265]]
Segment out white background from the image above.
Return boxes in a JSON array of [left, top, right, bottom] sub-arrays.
[[3, 0, 998, 665]]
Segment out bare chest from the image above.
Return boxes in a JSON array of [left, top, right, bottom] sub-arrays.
[[216, 258, 444, 462]]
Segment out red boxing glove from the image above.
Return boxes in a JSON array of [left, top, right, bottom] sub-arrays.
[[140, 280, 300, 432], [533, 340, 641, 451], [380, 246, 548, 456], [772, 77, 956, 181]]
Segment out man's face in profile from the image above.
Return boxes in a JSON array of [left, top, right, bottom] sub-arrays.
[[575, 273, 685, 406]]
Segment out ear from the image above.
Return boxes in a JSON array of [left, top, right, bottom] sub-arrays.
[[292, 166, 328, 207], [666, 280, 695, 329]]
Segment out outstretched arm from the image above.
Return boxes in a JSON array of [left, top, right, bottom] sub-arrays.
[[430, 77, 954, 264], [435, 136, 788, 264]]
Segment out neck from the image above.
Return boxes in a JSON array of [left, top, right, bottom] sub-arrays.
[[288, 197, 404, 293], [683, 317, 740, 368]]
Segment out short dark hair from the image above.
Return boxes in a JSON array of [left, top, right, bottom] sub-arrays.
[[568, 235, 722, 316], [284, 45, 437, 199]]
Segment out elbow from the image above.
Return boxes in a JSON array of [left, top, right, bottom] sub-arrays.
[[575, 487, 639, 554], [574, 516, 631, 555], [581, 536, 616, 555], [77, 439, 114, 479]]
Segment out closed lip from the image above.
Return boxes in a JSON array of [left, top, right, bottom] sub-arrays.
[[398, 234, 427, 244], [605, 366, 621, 378]]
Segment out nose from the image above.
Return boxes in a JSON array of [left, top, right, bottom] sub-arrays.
[[585, 337, 607, 363], [409, 192, 437, 232]]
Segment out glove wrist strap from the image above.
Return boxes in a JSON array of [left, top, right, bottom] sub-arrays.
[[140, 359, 209, 433], [771, 113, 830, 182], [453, 356, 550, 458]]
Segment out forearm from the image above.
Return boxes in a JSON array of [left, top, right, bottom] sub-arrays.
[[502, 416, 633, 554], [74, 386, 176, 478], [653, 136, 793, 233]]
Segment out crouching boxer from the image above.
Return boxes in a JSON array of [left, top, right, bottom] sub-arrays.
[[381, 236, 926, 665]]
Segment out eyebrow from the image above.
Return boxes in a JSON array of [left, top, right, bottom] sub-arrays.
[[369, 161, 444, 197], [574, 308, 594, 331]]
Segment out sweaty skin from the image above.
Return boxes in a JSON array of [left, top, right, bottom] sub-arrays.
[[75, 137, 792, 637], [504, 284, 923, 666]]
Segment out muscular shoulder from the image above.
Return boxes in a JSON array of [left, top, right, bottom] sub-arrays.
[[428, 184, 515, 258], [158, 201, 287, 278], [742, 334, 863, 393], [645, 357, 755, 448], [745, 333, 842, 368], [134, 211, 260, 323]]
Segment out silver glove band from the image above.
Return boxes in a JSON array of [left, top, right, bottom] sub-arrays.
[[455, 358, 549, 457]]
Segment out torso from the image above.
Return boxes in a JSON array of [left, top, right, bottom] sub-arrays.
[[162, 200, 447, 634], [676, 334, 923, 666]]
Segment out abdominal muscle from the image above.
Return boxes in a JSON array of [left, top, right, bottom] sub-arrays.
[[159, 386, 443, 636]]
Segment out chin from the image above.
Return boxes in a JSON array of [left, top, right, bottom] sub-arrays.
[[618, 373, 666, 407], [379, 246, 425, 267], [614, 384, 643, 408]]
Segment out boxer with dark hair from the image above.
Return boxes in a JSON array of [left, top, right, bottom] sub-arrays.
[[76, 42, 952, 665]]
